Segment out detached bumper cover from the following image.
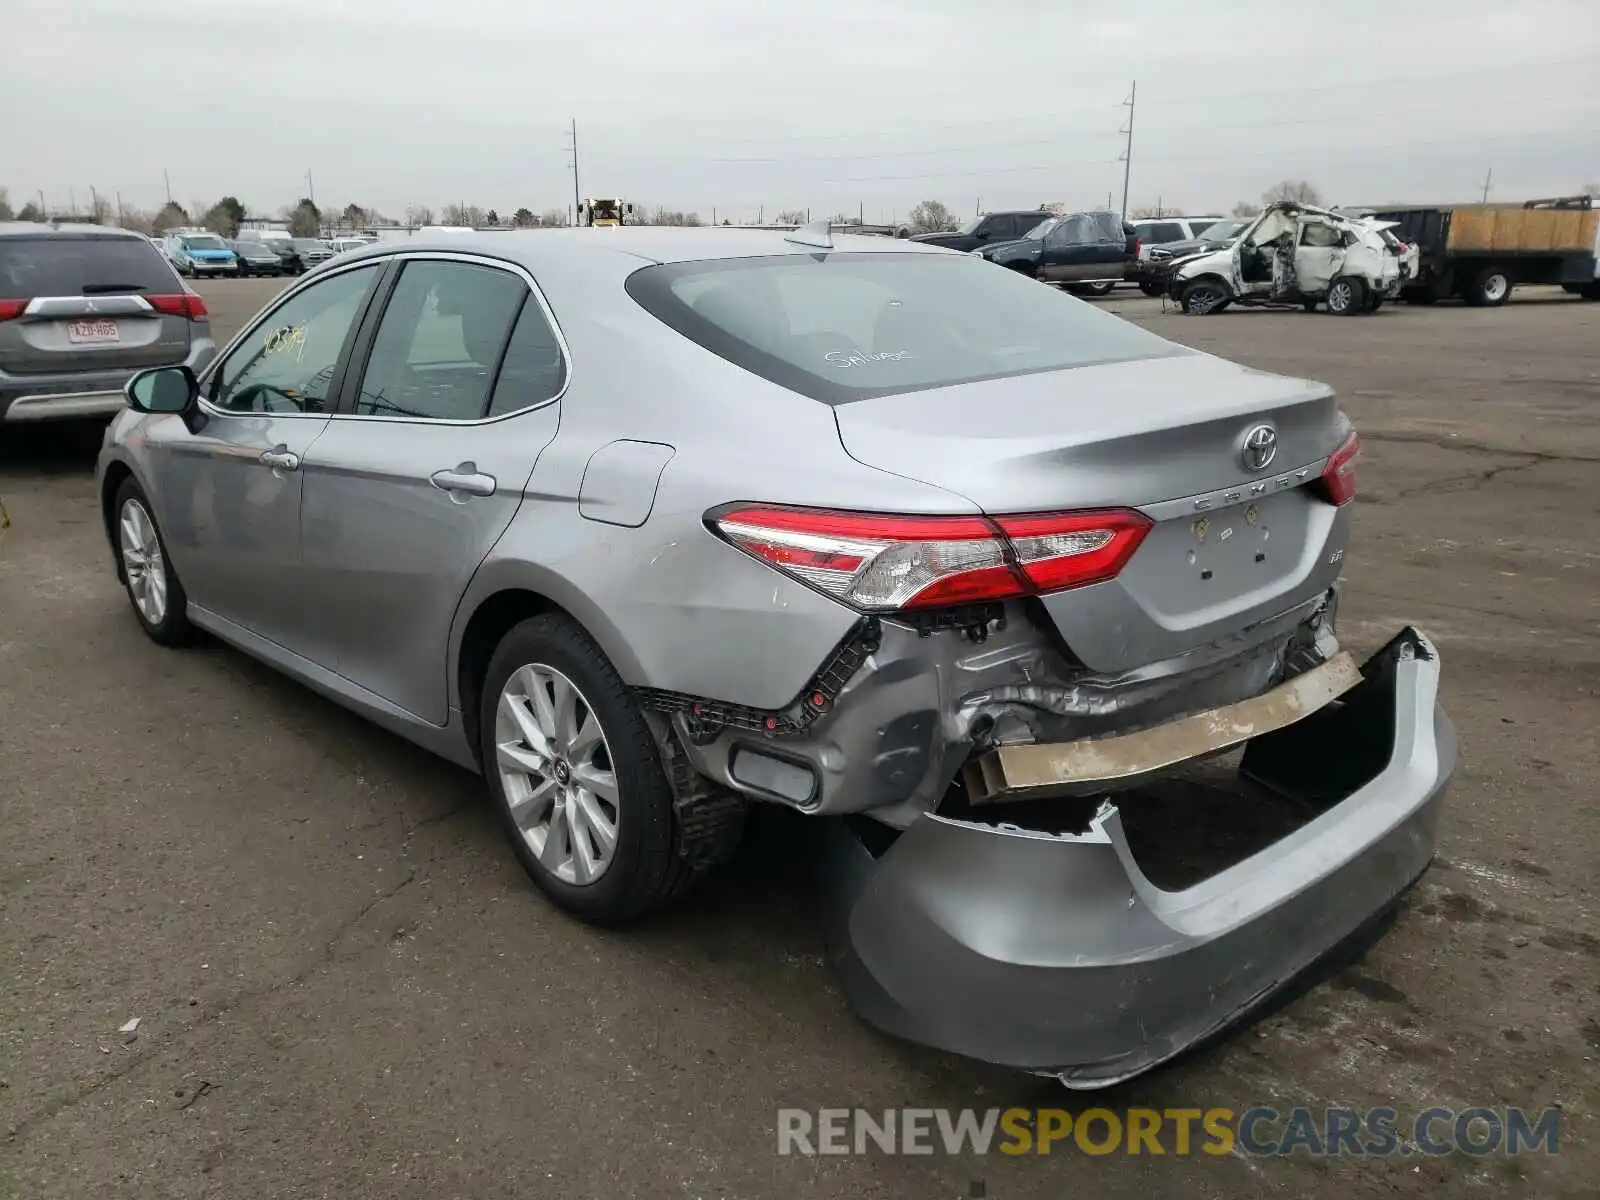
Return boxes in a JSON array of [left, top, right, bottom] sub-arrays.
[[821, 627, 1455, 1087]]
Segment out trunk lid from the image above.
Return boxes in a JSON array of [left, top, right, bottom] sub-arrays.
[[832, 352, 1351, 672]]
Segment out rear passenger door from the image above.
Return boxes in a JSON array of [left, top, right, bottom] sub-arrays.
[[296, 254, 568, 723]]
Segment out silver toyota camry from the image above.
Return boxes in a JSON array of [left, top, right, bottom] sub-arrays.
[[96, 226, 1455, 1088]]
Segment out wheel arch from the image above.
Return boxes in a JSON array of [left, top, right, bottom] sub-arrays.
[[452, 568, 649, 768], [100, 459, 137, 581]]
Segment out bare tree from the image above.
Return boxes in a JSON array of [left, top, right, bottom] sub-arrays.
[[1582, 182, 1600, 200], [1262, 180, 1323, 206], [1131, 204, 1185, 219], [152, 201, 189, 234], [539, 207, 570, 227], [775, 209, 807, 225], [1231, 200, 1262, 217], [0, 187, 12, 221], [909, 200, 959, 234], [404, 205, 435, 227], [119, 206, 156, 236]]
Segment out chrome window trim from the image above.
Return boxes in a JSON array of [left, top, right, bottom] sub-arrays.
[[196, 249, 573, 425]]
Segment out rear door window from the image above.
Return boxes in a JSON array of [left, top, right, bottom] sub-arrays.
[[0, 235, 177, 298], [626, 252, 1185, 404], [351, 259, 528, 420]]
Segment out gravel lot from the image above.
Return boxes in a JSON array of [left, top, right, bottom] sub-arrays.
[[2, 277, 1596, 1198]]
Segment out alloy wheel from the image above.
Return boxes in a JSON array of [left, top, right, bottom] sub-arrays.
[[1328, 281, 1354, 313], [495, 664, 620, 885], [119, 498, 168, 626]]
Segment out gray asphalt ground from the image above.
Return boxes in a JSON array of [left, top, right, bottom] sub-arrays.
[[2, 278, 1596, 1198]]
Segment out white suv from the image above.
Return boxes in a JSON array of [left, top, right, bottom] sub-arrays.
[[1131, 216, 1227, 263]]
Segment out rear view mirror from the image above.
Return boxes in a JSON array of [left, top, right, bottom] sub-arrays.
[[126, 365, 198, 415]]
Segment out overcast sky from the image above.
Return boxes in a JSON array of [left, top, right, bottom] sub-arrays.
[[4, 0, 1597, 223]]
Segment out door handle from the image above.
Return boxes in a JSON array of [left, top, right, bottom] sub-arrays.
[[430, 466, 497, 497], [259, 447, 300, 471]]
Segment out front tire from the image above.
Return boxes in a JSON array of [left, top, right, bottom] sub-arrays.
[[481, 614, 690, 924], [113, 478, 194, 647], [1326, 276, 1367, 315], [1180, 278, 1231, 314]]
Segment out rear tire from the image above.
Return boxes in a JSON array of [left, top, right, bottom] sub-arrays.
[[112, 478, 195, 647], [1579, 282, 1600, 301], [480, 614, 692, 925], [1325, 276, 1367, 315], [1464, 267, 1512, 307], [1074, 280, 1117, 296], [1180, 278, 1231, 314]]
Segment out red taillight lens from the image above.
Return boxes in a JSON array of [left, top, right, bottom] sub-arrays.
[[1314, 430, 1360, 506], [992, 509, 1152, 591], [146, 293, 208, 320], [0, 298, 27, 321], [710, 504, 1151, 612]]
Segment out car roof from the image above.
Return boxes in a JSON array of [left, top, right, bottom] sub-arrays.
[[0, 221, 150, 241], [323, 227, 959, 270]]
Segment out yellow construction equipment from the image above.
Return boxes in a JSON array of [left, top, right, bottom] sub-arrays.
[[578, 198, 635, 227]]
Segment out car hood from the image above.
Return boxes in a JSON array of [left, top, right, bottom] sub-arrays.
[[981, 237, 1039, 259], [909, 232, 965, 247]]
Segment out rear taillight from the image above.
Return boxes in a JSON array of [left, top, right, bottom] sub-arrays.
[[710, 504, 1152, 612], [0, 299, 27, 321], [146, 293, 208, 320], [1314, 430, 1360, 506]]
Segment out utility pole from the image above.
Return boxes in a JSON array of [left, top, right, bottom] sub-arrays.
[[566, 119, 581, 225], [306, 169, 316, 210], [90, 186, 100, 222], [164, 169, 172, 205], [116, 191, 123, 226], [1118, 80, 1136, 221], [1480, 167, 1492, 203], [70, 187, 77, 217]]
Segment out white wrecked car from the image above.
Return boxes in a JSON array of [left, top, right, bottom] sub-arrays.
[[1169, 202, 1402, 315]]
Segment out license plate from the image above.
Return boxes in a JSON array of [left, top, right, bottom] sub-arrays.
[[67, 318, 120, 344]]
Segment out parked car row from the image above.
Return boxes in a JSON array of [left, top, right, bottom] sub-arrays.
[[152, 229, 377, 280]]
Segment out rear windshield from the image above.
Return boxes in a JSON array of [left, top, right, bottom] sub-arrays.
[[0, 235, 177, 298], [183, 235, 227, 250], [625, 252, 1186, 404]]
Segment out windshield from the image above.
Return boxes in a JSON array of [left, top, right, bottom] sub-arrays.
[[1194, 219, 1248, 242], [590, 202, 622, 221], [957, 215, 985, 236], [1022, 217, 1057, 240], [183, 235, 227, 250], [625, 252, 1185, 405]]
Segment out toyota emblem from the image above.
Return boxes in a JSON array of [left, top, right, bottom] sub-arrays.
[[1240, 424, 1278, 472]]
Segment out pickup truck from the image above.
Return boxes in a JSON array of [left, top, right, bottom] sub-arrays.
[[976, 210, 1137, 295], [910, 210, 1054, 255]]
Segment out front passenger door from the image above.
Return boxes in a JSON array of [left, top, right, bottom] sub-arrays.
[[147, 263, 381, 651], [298, 256, 567, 723]]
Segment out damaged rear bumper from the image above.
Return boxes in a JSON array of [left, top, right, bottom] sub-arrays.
[[820, 627, 1455, 1087]]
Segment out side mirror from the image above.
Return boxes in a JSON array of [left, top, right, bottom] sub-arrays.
[[127, 365, 199, 417]]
